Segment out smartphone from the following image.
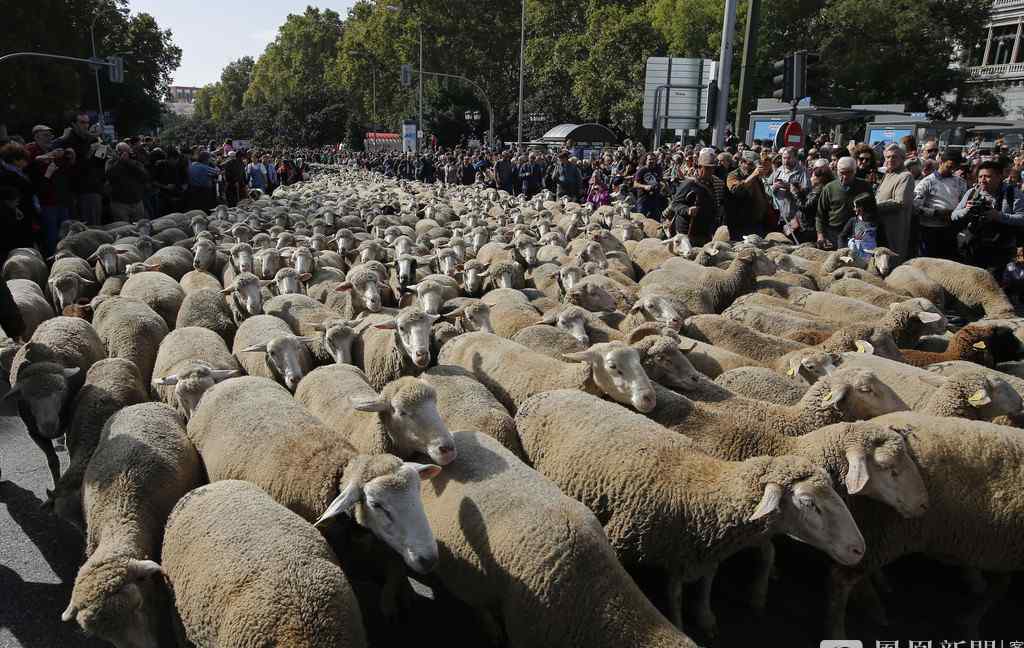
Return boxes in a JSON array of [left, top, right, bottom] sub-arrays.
[[94, 144, 108, 159]]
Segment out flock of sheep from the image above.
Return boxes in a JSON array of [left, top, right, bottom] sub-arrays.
[[3, 165, 1024, 647]]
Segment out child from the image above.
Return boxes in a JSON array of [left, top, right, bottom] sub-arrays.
[[841, 193, 878, 262]]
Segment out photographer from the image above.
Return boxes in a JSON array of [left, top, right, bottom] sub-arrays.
[[105, 142, 149, 222], [25, 124, 75, 255], [951, 159, 1024, 274], [725, 150, 772, 237]]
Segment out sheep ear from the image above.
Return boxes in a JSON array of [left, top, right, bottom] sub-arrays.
[[61, 602, 77, 623], [972, 341, 987, 350], [821, 383, 850, 407], [476, 269, 490, 277], [405, 461, 442, 481], [844, 447, 871, 495], [315, 482, 362, 527], [152, 374, 178, 386], [220, 286, 235, 295], [749, 483, 784, 521], [240, 344, 268, 353], [335, 282, 353, 292], [786, 365, 797, 377], [562, 350, 596, 364], [916, 311, 942, 324], [349, 394, 390, 412], [706, 247, 719, 257], [854, 340, 874, 355], [373, 319, 398, 330], [62, 367, 80, 380], [210, 369, 239, 381], [126, 559, 163, 581], [968, 389, 992, 407]]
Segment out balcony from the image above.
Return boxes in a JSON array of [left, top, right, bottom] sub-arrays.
[[968, 62, 1024, 80], [994, 0, 1024, 9]]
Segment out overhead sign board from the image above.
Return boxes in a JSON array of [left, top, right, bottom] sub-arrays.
[[642, 57, 717, 131]]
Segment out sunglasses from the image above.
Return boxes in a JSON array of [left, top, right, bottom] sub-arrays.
[[858, 157, 872, 162]]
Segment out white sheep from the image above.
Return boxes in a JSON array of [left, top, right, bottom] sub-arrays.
[[6, 278, 55, 338], [175, 287, 238, 348], [119, 270, 185, 330], [151, 326, 241, 418], [353, 307, 438, 391], [90, 296, 169, 385], [61, 402, 203, 647]]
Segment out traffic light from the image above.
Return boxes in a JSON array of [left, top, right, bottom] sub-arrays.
[[803, 51, 825, 102], [705, 80, 718, 127], [107, 56, 124, 83], [772, 54, 794, 103], [400, 64, 412, 88], [791, 51, 807, 101]]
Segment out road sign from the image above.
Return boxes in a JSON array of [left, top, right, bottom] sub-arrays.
[[642, 57, 717, 130], [107, 55, 124, 83], [400, 64, 412, 88]]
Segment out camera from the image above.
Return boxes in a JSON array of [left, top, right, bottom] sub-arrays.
[[965, 195, 994, 220]]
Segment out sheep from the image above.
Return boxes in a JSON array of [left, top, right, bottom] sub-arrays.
[[221, 271, 264, 322], [119, 270, 185, 330], [186, 376, 441, 574], [48, 358, 148, 528], [88, 242, 139, 282], [688, 247, 761, 312], [723, 301, 836, 338], [56, 228, 116, 259], [906, 256, 1017, 319], [430, 300, 494, 355], [48, 257, 98, 313], [826, 412, 1024, 637], [232, 314, 315, 392], [916, 369, 1022, 420], [713, 366, 808, 405], [645, 368, 907, 440], [785, 350, 946, 410], [510, 324, 586, 357], [683, 314, 807, 365], [827, 277, 916, 309], [885, 264, 946, 310], [515, 389, 865, 635], [151, 326, 242, 417], [3, 248, 49, 290], [296, 364, 456, 466], [420, 430, 697, 648], [7, 279, 55, 338], [269, 266, 309, 296], [6, 317, 106, 487], [143, 245, 193, 280], [179, 269, 222, 293], [899, 323, 999, 368], [438, 332, 655, 414], [84, 296, 168, 388], [264, 293, 357, 364], [160, 480, 369, 648], [629, 329, 705, 394], [564, 281, 618, 313], [484, 259, 525, 291], [61, 402, 202, 648], [321, 268, 384, 319], [175, 287, 238, 347], [353, 307, 438, 390]]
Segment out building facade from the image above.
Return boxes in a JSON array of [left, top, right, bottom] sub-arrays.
[[970, 0, 1024, 116], [166, 86, 200, 116]]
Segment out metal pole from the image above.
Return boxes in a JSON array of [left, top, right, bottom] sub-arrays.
[[734, 0, 760, 139], [372, 68, 377, 124], [712, 0, 739, 148], [517, 0, 526, 149], [418, 24, 423, 153]]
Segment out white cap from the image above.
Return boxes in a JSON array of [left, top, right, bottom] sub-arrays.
[[698, 148, 717, 167]]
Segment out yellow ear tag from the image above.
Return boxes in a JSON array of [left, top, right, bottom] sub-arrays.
[[786, 366, 796, 377], [855, 341, 868, 353], [821, 390, 835, 405], [968, 390, 988, 405], [973, 341, 987, 350]]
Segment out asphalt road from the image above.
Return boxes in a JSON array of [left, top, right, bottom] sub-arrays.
[[1, 399, 1022, 648], [0, 414, 104, 648]]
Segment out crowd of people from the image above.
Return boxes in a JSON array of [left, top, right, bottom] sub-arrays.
[[346, 134, 1024, 303], [4, 108, 1024, 304], [0, 112, 324, 257]]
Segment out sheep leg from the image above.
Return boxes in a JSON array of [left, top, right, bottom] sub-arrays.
[[957, 572, 1010, 639], [694, 571, 719, 639], [665, 571, 684, 630], [825, 565, 862, 639], [750, 541, 776, 614], [27, 426, 61, 491]]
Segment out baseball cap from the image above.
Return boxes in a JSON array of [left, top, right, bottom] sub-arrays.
[[32, 124, 53, 134], [698, 148, 717, 167]]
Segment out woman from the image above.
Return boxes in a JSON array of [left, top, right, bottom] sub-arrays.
[[587, 159, 610, 207], [0, 142, 40, 255]]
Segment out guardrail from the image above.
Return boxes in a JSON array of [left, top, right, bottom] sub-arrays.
[[968, 62, 1024, 79]]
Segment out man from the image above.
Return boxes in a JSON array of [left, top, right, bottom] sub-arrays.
[[494, 150, 517, 194], [53, 112, 105, 225], [915, 151, 968, 259], [905, 157, 923, 181], [816, 156, 873, 248], [665, 147, 724, 245], [726, 150, 773, 237], [220, 151, 244, 207], [554, 151, 582, 201], [246, 155, 269, 193], [633, 153, 662, 219], [875, 144, 916, 259], [26, 124, 75, 254], [105, 142, 149, 222], [951, 159, 1024, 273], [154, 147, 188, 215], [920, 140, 939, 161], [768, 147, 810, 233]]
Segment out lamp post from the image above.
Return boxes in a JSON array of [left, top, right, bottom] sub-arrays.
[[90, 2, 115, 128], [517, 0, 526, 148]]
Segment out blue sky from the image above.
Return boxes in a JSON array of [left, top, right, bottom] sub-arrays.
[[130, 0, 357, 87]]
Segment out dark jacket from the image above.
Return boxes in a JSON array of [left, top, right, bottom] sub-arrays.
[[668, 176, 723, 243], [53, 128, 105, 194], [106, 158, 150, 204], [0, 162, 41, 253]]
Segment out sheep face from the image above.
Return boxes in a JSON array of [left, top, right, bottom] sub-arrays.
[[322, 322, 357, 365], [49, 272, 93, 313], [395, 256, 418, 289], [318, 457, 441, 574], [335, 230, 356, 253], [635, 336, 702, 393], [253, 249, 284, 280], [272, 268, 307, 296], [957, 372, 1023, 420], [821, 369, 908, 421], [435, 250, 459, 277], [565, 343, 656, 413], [490, 262, 518, 290], [514, 240, 539, 267], [469, 227, 489, 253], [154, 364, 239, 419], [5, 362, 78, 438], [338, 273, 382, 313], [230, 244, 254, 274], [566, 283, 616, 314], [251, 233, 272, 250], [225, 275, 264, 318], [359, 242, 386, 264], [192, 240, 216, 271], [842, 423, 929, 518], [290, 248, 316, 275], [787, 351, 839, 384], [541, 307, 589, 345], [752, 465, 865, 567], [62, 557, 164, 648], [415, 280, 446, 315], [352, 378, 456, 465], [632, 296, 685, 331], [90, 245, 125, 277], [259, 336, 314, 392], [460, 303, 493, 334], [558, 266, 585, 293]]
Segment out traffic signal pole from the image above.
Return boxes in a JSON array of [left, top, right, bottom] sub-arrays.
[[734, 0, 761, 139], [711, 0, 738, 148]]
